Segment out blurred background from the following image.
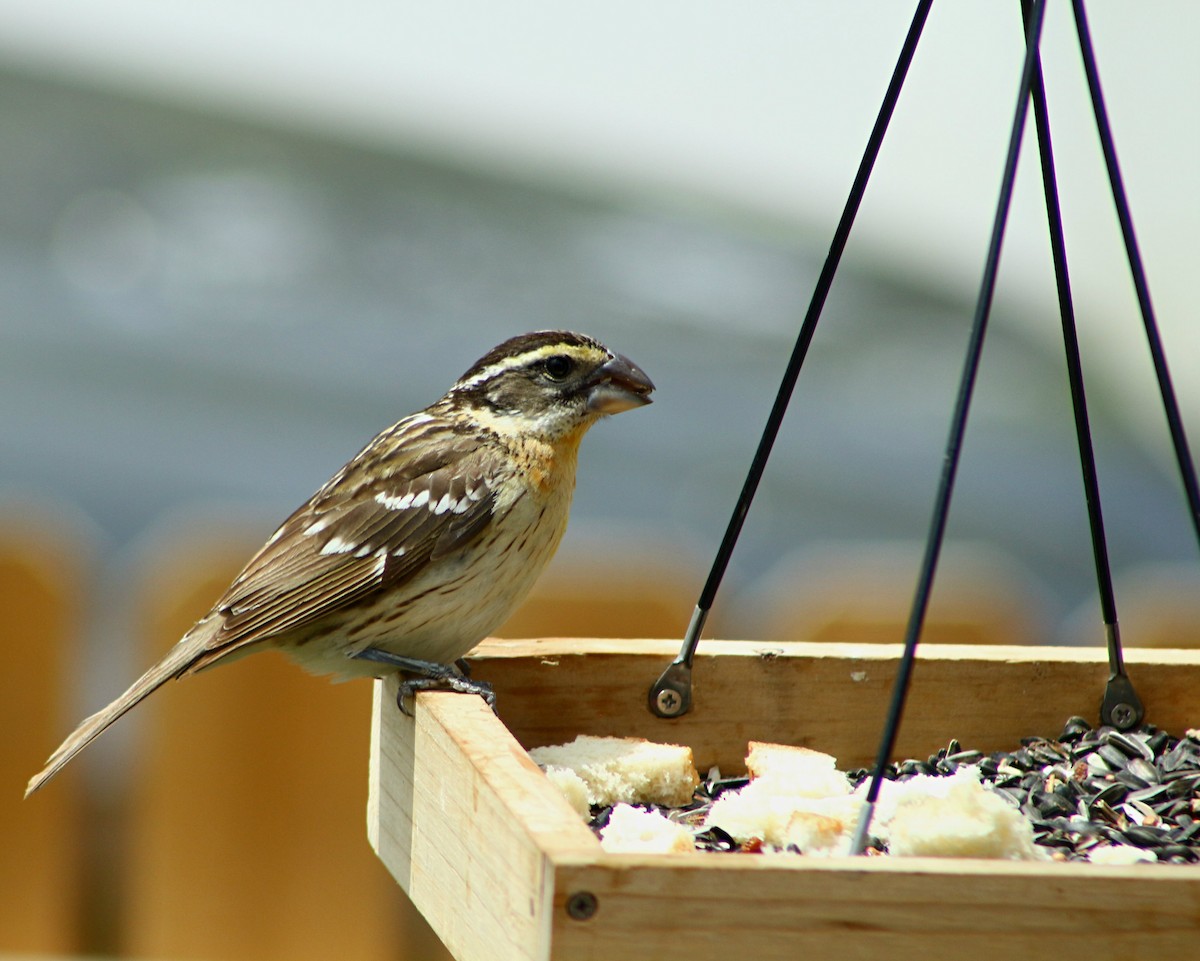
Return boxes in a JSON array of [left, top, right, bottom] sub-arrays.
[[2, 1, 1199, 959]]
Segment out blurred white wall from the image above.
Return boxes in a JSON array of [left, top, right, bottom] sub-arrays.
[[0, 1, 1196, 439]]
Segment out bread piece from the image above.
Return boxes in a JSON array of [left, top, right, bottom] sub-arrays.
[[1087, 844, 1157, 865], [528, 735, 699, 808], [884, 768, 1044, 860], [745, 742, 851, 797], [599, 803, 695, 854], [702, 741, 855, 849], [704, 778, 857, 848], [542, 765, 590, 818], [783, 811, 847, 854]]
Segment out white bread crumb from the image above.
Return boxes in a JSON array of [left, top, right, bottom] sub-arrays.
[[705, 780, 859, 849], [542, 765, 590, 818], [744, 742, 851, 797], [885, 768, 1044, 860], [703, 741, 855, 850], [599, 803, 695, 854], [528, 735, 699, 808], [783, 810, 847, 854], [1087, 844, 1157, 865]]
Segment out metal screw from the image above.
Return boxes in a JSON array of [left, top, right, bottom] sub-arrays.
[[566, 891, 598, 921], [655, 688, 682, 717], [1109, 702, 1137, 729]]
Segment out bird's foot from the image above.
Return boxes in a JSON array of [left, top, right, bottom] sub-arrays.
[[394, 675, 496, 716], [349, 648, 495, 716]]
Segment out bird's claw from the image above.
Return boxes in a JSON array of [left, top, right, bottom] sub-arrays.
[[396, 675, 496, 716], [348, 647, 495, 715]]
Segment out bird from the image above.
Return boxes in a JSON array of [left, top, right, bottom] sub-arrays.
[[26, 329, 654, 796]]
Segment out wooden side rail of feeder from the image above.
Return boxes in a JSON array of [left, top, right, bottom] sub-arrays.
[[367, 638, 1200, 961]]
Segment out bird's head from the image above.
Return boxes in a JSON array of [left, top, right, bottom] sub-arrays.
[[449, 330, 654, 440]]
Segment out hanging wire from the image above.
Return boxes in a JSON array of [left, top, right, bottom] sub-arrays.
[[1072, 0, 1200, 549], [1026, 0, 1142, 729], [648, 0, 935, 719], [849, 0, 1048, 855]]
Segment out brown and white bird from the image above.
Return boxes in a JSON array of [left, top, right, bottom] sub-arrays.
[[27, 330, 653, 796]]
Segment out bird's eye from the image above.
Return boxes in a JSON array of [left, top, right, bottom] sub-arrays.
[[542, 354, 574, 381]]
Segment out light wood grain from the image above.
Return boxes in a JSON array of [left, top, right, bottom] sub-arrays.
[[468, 639, 1200, 771], [551, 855, 1200, 961], [369, 639, 1200, 961], [369, 678, 597, 961]]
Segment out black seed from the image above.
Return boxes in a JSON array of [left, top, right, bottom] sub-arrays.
[[1094, 782, 1129, 806], [1060, 716, 1093, 742], [1105, 730, 1155, 762], [1038, 793, 1078, 819], [589, 806, 614, 831], [1116, 769, 1152, 790], [709, 777, 749, 799], [1127, 783, 1172, 805], [1124, 825, 1169, 848], [645, 718, 1200, 865], [1148, 730, 1172, 756], [1098, 744, 1130, 770], [694, 826, 738, 852]]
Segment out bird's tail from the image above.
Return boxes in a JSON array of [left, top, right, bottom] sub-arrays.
[[25, 627, 216, 797]]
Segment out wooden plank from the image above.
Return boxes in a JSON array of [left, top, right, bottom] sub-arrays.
[[369, 639, 1200, 961], [369, 677, 597, 961], [367, 677, 415, 888], [551, 856, 1200, 961], [465, 638, 1200, 772]]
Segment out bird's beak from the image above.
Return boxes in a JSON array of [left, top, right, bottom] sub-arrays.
[[586, 353, 655, 414]]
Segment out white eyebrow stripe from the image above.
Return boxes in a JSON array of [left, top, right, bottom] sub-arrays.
[[451, 344, 606, 391]]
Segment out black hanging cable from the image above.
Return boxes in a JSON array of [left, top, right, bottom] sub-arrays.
[[849, 0, 1048, 854], [1026, 0, 1142, 729], [1072, 0, 1200, 550], [648, 0, 935, 718]]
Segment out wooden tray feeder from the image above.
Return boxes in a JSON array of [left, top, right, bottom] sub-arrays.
[[368, 639, 1200, 961], [369, 4, 1200, 958]]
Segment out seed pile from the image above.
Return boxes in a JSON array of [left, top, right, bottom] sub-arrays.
[[587, 717, 1200, 862], [908, 717, 1200, 863]]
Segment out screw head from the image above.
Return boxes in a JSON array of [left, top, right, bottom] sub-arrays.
[[655, 688, 682, 717], [1109, 702, 1137, 729], [566, 890, 598, 921]]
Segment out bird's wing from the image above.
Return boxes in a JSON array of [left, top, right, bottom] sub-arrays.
[[200, 425, 501, 659], [26, 423, 503, 796]]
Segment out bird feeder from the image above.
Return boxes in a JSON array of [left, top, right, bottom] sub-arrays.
[[368, 3, 1200, 956]]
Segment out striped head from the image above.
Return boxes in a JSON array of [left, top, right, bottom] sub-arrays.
[[447, 330, 654, 440]]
